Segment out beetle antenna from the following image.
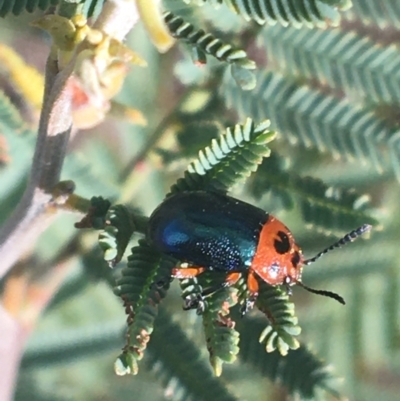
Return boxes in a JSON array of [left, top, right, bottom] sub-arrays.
[[304, 224, 371, 266], [297, 282, 345, 305]]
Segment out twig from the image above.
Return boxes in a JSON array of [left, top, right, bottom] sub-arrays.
[[0, 55, 73, 280]]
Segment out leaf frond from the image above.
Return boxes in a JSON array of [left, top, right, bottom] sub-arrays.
[[201, 285, 240, 375], [249, 155, 377, 233], [234, 278, 301, 356], [256, 284, 301, 356], [179, 273, 241, 376], [223, 0, 347, 28], [98, 205, 136, 267], [222, 70, 399, 178], [146, 306, 241, 401], [261, 25, 400, 106], [239, 319, 342, 400], [169, 118, 276, 194], [114, 240, 177, 375], [163, 11, 256, 89], [75, 196, 111, 229], [345, 0, 400, 28]]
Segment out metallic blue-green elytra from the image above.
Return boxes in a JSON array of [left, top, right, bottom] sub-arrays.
[[147, 191, 269, 272]]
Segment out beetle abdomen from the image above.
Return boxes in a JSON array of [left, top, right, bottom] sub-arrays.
[[147, 191, 268, 271]]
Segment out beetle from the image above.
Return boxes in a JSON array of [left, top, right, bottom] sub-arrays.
[[147, 190, 371, 312]]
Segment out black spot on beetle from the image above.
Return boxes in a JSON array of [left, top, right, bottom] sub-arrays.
[[291, 251, 301, 268], [274, 231, 291, 254]]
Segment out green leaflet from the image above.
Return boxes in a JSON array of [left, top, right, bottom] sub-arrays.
[[345, 0, 400, 28], [255, 282, 301, 355], [223, 0, 346, 28], [146, 307, 241, 401], [249, 155, 377, 233], [114, 240, 177, 375], [184, 272, 241, 375], [234, 276, 301, 356], [164, 11, 256, 90], [75, 196, 111, 230], [98, 204, 136, 267], [261, 24, 400, 106], [239, 317, 342, 399], [222, 70, 400, 179], [170, 118, 276, 194]]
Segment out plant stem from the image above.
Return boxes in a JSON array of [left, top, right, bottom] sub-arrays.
[[0, 55, 74, 280]]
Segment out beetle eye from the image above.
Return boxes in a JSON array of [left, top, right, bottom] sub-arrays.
[[274, 231, 291, 254]]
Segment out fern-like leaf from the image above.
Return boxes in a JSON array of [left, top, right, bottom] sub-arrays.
[[163, 11, 256, 90], [98, 205, 136, 267], [114, 240, 176, 375], [233, 277, 301, 356], [75, 196, 111, 229], [147, 307, 241, 401], [222, 71, 400, 178], [345, 0, 400, 28], [223, 0, 349, 28], [261, 25, 400, 106], [249, 155, 377, 233], [170, 118, 276, 194], [239, 320, 342, 399], [255, 282, 301, 355], [201, 285, 240, 375]]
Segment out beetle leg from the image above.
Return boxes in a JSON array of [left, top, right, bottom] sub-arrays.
[[224, 271, 242, 287], [240, 270, 259, 316], [171, 266, 206, 313], [201, 271, 242, 296], [183, 294, 206, 315], [153, 266, 206, 289], [183, 271, 243, 313], [246, 270, 259, 295], [172, 266, 206, 279]]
